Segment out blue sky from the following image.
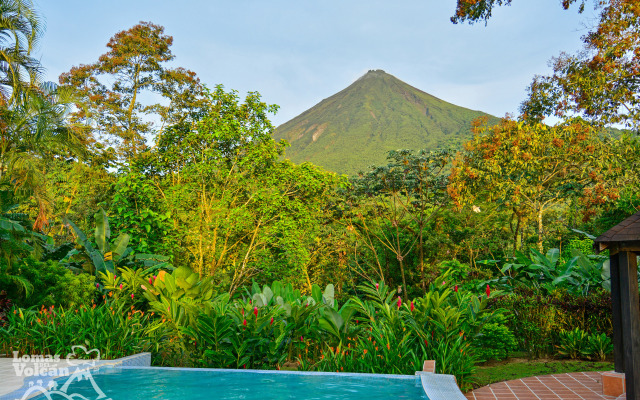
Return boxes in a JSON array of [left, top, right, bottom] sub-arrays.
[[35, 1, 593, 126]]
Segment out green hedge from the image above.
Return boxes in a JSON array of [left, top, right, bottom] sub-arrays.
[[492, 288, 612, 358]]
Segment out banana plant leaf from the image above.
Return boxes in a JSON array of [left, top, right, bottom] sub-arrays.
[[94, 209, 111, 254]]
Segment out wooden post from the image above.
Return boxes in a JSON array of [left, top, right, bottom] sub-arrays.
[[618, 251, 640, 400], [611, 252, 625, 373]]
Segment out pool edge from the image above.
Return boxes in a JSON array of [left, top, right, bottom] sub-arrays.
[[0, 352, 151, 400]]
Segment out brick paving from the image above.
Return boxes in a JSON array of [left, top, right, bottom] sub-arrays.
[[465, 371, 626, 400]]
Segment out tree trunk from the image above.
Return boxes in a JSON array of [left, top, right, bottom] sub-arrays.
[[513, 213, 521, 257], [419, 220, 425, 294], [537, 207, 544, 253]]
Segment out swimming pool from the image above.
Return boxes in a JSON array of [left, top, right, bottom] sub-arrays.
[[31, 367, 430, 400]]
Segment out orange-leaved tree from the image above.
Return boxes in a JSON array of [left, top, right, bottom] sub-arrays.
[[452, 0, 640, 130], [451, 0, 590, 25], [448, 117, 617, 253], [521, 0, 640, 129], [59, 22, 205, 164]]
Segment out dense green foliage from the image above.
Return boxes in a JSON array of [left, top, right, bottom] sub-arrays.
[[0, 257, 94, 308], [492, 289, 612, 358], [2, 269, 505, 389], [2, 0, 637, 390], [1, 302, 150, 359]]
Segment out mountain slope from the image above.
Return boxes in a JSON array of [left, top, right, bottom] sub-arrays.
[[274, 69, 498, 175]]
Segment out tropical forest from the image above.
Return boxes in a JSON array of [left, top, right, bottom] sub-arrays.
[[0, 0, 639, 394]]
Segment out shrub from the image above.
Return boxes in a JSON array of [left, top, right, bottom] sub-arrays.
[[555, 329, 613, 361], [1, 301, 150, 358], [1, 268, 508, 386], [492, 288, 611, 357], [585, 333, 613, 361], [557, 328, 589, 359], [472, 318, 517, 362], [0, 290, 11, 326], [0, 257, 95, 308], [311, 271, 503, 390]]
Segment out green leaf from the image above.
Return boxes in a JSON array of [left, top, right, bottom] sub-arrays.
[[94, 209, 110, 254], [323, 284, 335, 308], [111, 234, 130, 263]]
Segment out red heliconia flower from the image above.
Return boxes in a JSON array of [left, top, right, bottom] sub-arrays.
[[149, 277, 153, 284], [375, 283, 379, 290], [253, 306, 258, 317], [410, 301, 414, 312], [270, 317, 274, 325], [119, 283, 123, 290], [397, 296, 402, 309], [486, 284, 491, 298], [454, 285, 458, 292]]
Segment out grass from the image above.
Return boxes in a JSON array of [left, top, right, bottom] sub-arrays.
[[470, 357, 614, 391]]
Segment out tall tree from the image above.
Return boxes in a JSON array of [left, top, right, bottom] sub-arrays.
[[0, 1, 86, 230], [451, 0, 589, 25], [1, 83, 88, 229], [60, 21, 205, 162], [149, 86, 342, 292], [521, 0, 640, 129], [347, 149, 450, 297], [452, 0, 640, 130], [448, 117, 617, 252]]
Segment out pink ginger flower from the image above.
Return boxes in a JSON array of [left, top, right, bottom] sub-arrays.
[[486, 284, 491, 298], [254, 307, 258, 317], [410, 301, 414, 312], [375, 283, 379, 290], [397, 296, 402, 309]]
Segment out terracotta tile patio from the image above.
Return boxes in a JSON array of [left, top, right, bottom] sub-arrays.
[[465, 371, 626, 400]]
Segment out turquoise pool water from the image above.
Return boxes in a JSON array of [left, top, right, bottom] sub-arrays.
[[35, 367, 429, 400]]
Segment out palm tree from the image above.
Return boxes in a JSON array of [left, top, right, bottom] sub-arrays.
[[0, 0, 42, 105], [1, 83, 89, 229], [0, 1, 88, 230]]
